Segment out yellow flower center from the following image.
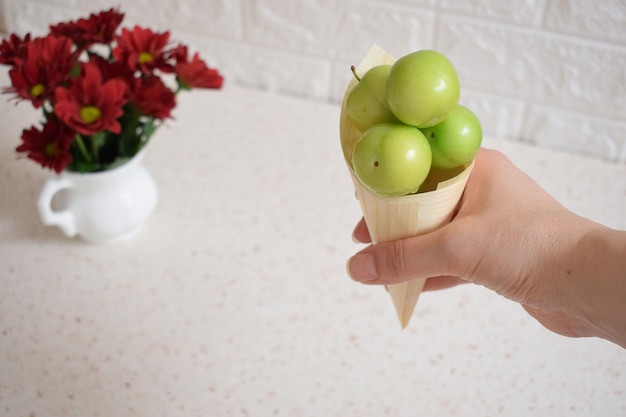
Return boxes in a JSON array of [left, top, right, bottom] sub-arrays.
[[138, 52, 154, 64], [30, 83, 45, 98], [44, 142, 57, 157], [80, 106, 102, 124]]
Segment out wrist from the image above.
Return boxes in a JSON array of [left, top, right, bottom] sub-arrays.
[[566, 226, 626, 347]]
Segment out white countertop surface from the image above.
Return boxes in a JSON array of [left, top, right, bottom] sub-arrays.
[[1, 74, 625, 416]]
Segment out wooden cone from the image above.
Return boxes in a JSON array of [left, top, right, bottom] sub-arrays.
[[340, 44, 474, 328]]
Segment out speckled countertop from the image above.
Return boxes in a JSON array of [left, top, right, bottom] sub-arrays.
[[1, 73, 625, 417]]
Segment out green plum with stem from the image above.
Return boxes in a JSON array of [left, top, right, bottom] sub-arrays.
[[346, 64, 399, 132]]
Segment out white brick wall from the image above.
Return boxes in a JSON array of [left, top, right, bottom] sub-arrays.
[[1, 0, 625, 163]]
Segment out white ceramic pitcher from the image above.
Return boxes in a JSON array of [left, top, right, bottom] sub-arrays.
[[37, 151, 158, 243]]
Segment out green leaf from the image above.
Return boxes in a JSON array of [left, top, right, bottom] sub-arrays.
[[117, 105, 142, 157], [104, 156, 132, 170], [68, 160, 101, 173], [142, 119, 159, 141]]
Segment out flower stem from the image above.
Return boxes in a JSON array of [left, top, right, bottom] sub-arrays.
[[74, 134, 92, 163], [90, 134, 100, 162]]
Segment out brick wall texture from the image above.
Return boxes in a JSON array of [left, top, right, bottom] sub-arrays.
[[1, 0, 625, 163]]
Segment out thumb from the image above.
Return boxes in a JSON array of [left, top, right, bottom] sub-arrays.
[[347, 226, 463, 285]]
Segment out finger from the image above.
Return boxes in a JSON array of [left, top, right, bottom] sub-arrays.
[[347, 226, 461, 285], [423, 276, 468, 291], [352, 217, 372, 243]]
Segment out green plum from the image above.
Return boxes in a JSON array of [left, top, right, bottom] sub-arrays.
[[386, 50, 460, 128], [420, 104, 482, 169], [352, 123, 432, 197], [346, 64, 399, 132]]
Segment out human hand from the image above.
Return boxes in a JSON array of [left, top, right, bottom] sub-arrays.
[[347, 148, 626, 348]]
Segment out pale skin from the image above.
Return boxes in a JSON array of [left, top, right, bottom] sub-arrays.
[[347, 148, 626, 349]]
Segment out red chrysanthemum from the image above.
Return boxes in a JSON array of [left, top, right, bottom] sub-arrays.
[[3, 7, 224, 173], [173, 45, 223, 90], [4, 35, 76, 108], [113, 26, 173, 75], [127, 75, 176, 119], [50, 7, 124, 48], [16, 118, 75, 173], [0, 33, 32, 66], [88, 54, 133, 84], [54, 62, 127, 135]]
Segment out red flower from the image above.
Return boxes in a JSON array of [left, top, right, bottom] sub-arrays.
[[50, 7, 124, 48], [16, 118, 75, 173], [113, 26, 173, 74], [0, 33, 31, 65], [127, 75, 176, 119], [173, 45, 223, 89], [88, 54, 133, 84], [54, 62, 127, 135], [2, 8, 223, 173], [4, 35, 76, 108]]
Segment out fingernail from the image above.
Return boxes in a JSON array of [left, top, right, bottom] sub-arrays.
[[351, 231, 361, 244], [346, 253, 378, 282]]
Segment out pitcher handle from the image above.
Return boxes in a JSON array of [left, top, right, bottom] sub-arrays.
[[37, 177, 77, 237]]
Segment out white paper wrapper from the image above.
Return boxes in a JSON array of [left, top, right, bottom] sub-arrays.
[[341, 44, 474, 328]]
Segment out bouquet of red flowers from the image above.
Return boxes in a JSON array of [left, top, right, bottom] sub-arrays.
[[0, 7, 223, 173]]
